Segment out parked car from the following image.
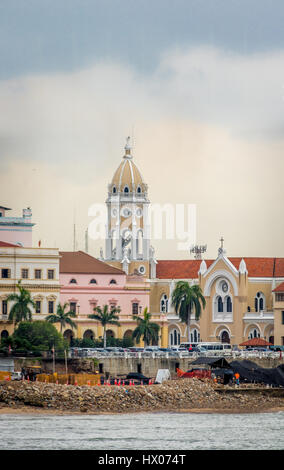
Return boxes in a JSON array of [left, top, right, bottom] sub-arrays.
[[11, 371, 22, 381], [245, 347, 268, 353], [269, 345, 284, 352]]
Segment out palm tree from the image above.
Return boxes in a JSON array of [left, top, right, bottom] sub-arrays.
[[46, 302, 77, 334], [7, 281, 36, 325], [171, 281, 206, 343], [132, 307, 160, 347], [88, 304, 121, 348]]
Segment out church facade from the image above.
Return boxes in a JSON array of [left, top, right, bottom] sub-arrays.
[[102, 139, 284, 348]]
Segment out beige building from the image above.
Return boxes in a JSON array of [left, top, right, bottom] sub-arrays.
[[151, 251, 284, 347], [0, 241, 60, 339]]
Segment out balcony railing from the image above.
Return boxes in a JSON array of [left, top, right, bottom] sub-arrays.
[[243, 310, 274, 320]]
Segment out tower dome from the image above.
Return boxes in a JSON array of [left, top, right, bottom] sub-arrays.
[[105, 137, 151, 268], [110, 137, 147, 195]]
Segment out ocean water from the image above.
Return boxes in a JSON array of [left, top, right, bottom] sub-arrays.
[[0, 411, 283, 450]]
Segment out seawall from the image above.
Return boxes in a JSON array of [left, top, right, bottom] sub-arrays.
[[13, 356, 284, 379]]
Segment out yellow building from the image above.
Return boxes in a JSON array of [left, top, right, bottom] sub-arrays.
[[103, 139, 284, 348], [0, 242, 60, 339], [152, 250, 284, 347], [272, 282, 284, 346]]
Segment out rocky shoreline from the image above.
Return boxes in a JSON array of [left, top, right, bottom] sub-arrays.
[[0, 378, 284, 415]]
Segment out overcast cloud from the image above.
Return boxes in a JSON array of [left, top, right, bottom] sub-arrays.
[[1, 2, 284, 259]]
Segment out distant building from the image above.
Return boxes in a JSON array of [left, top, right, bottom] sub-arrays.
[[59, 250, 152, 345], [0, 206, 35, 247], [0, 242, 60, 339], [151, 250, 284, 347]]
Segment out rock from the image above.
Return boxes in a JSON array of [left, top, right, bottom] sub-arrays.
[[0, 379, 283, 414]]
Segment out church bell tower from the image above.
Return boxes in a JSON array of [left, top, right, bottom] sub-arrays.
[[103, 138, 156, 277]]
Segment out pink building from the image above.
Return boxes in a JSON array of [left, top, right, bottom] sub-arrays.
[[59, 251, 150, 342], [0, 206, 34, 247]]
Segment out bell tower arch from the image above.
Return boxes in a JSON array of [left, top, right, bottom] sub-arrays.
[[104, 138, 155, 276]]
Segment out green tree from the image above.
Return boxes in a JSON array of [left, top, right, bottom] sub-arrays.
[[7, 281, 36, 325], [88, 304, 121, 348], [132, 307, 160, 347], [10, 321, 66, 354], [171, 281, 206, 343], [45, 302, 77, 334]]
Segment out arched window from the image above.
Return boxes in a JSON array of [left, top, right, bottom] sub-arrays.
[[160, 294, 168, 313], [69, 279, 77, 284], [249, 327, 260, 339], [109, 279, 117, 285], [217, 296, 223, 313], [255, 292, 265, 312], [112, 186, 117, 194], [1, 330, 9, 340], [83, 329, 95, 340], [89, 279, 97, 284], [226, 296, 232, 313], [124, 186, 129, 194], [169, 329, 180, 346], [220, 330, 230, 344], [137, 186, 142, 194], [190, 328, 200, 343]]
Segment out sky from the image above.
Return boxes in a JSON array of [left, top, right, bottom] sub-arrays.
[[1, 0, 284, 260]]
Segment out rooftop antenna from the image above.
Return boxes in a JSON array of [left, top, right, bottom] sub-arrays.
[[73, 206, 76, 252], [73, 223, 76, 251], [85, 228, 89, 253], [190, 244, 207, 260]]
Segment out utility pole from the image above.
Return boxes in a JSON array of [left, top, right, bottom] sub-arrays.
[[85, 228, 88, 253], [52, 345, 55, 375]]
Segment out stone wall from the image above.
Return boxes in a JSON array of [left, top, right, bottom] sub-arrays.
[[14, 356, 284, 379]]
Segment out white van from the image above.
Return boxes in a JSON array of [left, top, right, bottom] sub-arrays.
[[198, 342, 232, 355], [179, 342, 200, 350]]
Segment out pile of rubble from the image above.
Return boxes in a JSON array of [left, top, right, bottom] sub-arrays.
[[0, 378, 283, 414]]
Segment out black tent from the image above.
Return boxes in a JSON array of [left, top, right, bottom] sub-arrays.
[[126, 372, 151, 384], [230, 360, 284, 387], [190, 357, 231, 369]]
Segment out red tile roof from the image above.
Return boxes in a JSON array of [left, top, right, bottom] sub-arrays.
[[59, 251, 125, 275], [156, 259, 215, 279], [0, 240, 20, 247], [239, 338, 272, 346], [156, 257, 284, 279], [273, 282, 284, 292]]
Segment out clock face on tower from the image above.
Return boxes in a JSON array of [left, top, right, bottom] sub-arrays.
[[121, 207, 132, 218]]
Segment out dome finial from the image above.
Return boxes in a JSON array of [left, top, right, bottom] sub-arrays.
[[124, 136, 132, 159]]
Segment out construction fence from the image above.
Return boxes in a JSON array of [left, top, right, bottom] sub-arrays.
[[0, 371, 11, 381], [36, 373, 101, 386]]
